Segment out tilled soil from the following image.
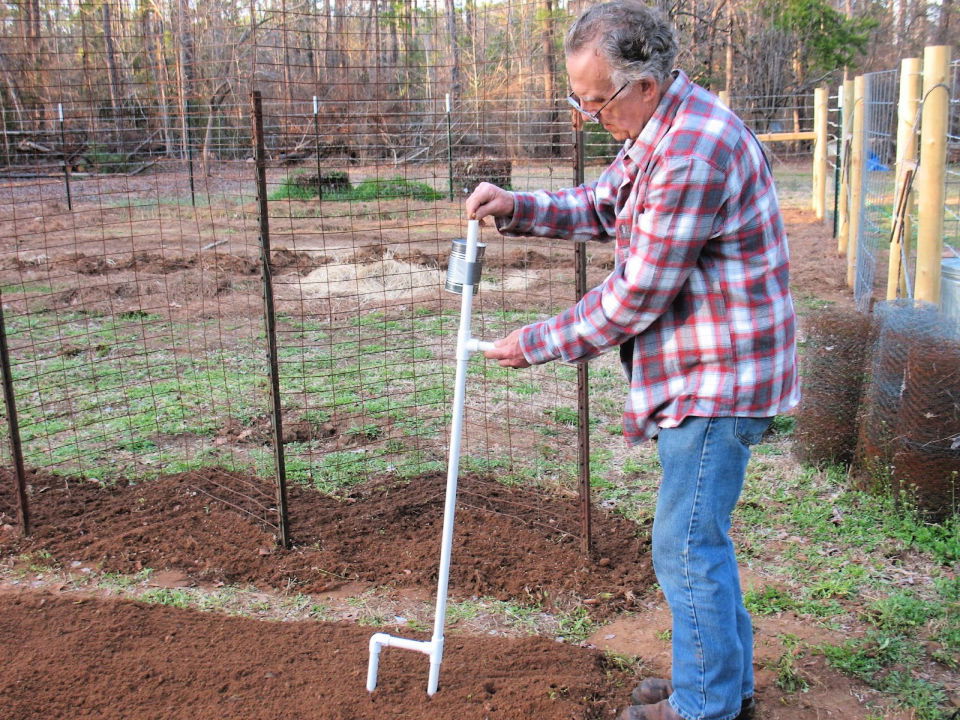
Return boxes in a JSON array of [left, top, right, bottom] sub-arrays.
[[0, 468, 648, 719], [0, 591, 630, 720], [0, 468, 653, 613]]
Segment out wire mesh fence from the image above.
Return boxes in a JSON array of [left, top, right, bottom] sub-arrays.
[[946, 59, 960, 258], [0, 0, 613, 546], [10, 0, 953, 554], [731, 91, 815, 137], [855, 68, 899, 312], [826, 88, 842, 233]]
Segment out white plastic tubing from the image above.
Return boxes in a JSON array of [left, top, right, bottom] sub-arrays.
[[366, 219, 493, 696]]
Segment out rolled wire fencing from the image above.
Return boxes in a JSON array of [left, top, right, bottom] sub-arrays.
[[854, 300, 959, 518]]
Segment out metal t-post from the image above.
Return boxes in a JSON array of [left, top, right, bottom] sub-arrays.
[[573, 125, 592, 557]]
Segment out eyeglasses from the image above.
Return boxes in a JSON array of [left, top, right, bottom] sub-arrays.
[[566, 81, 631, 122]]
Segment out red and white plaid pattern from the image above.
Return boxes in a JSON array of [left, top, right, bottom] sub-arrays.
[[499, 71, 800, 443]]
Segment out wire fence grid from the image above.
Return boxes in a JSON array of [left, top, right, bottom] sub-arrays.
[[0, 2, 829, 545], [826, 89, 841, 234], [946, 60, 960, 257], [851, 59, 960, 314], [0, 1, 604, 546], [855, 68, 899, 313]]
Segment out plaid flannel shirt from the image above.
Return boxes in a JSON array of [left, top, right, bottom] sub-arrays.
[[499, 70, 800, 443]]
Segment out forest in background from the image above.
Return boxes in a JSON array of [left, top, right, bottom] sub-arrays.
[[0, 0, 954, 167]]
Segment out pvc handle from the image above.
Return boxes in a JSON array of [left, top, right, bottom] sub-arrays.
[[465, 339, 494, 354]]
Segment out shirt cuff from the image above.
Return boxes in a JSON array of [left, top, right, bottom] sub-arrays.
[[495, 192, 537, 235], [519, 321, 561, 365]]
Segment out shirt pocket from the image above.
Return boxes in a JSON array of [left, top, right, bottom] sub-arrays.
[[614, 218, 632, 265], [614, 179, 646, 264]]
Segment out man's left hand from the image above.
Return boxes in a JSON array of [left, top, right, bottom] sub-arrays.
[[483, 328, 531, 368]]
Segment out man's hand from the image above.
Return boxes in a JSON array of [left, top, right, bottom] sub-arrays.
[[465, 182, 514, 224], [483, 327, 531, 369]]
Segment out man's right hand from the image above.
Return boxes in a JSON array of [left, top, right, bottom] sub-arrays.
[[465, 182, 514, 223]]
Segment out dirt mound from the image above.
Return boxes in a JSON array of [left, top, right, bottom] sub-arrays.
[[0, 248, 324, 276], [0, 591, 630, 720], [0, 468, 653, 614]]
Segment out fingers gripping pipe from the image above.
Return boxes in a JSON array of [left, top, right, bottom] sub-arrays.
[[366, 219, 489, 696]]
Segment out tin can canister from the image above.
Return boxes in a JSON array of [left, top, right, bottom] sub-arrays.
[[444, 237, 486, 294]]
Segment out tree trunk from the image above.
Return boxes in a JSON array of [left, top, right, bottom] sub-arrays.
[[147, 7, 174, 157], [102, 2, 123, 118], [541, 0, 561, 155], [176, 0, 195, 161], [445, 0, 462, 99], [201, 81, 231, 173], [929, 0, 953, 44], [725, 12, 734, 93], [281, 0, 293, 134]]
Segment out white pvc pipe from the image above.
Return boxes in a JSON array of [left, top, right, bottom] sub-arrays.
[[366, 219, 487, 696]]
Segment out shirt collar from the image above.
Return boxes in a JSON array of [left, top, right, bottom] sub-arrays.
[[623, 69, 692, 165]]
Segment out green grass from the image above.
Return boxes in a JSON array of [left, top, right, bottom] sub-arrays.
[[555, 605, 596, 643], [772, 634, 811, 693], [730, 454, 960, 719], [4, 307, 515, 484], [821, 631, 949, 719], [270, 174, 443, 202], [139, 587, 194, 608]]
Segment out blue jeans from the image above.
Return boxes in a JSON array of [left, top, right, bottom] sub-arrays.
[[653, 416, 772, 720]]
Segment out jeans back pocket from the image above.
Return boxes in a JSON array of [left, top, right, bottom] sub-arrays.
[[734, 416, 773, 446]]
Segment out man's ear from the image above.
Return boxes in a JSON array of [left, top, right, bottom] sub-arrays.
[[638, 78, 660, 101]]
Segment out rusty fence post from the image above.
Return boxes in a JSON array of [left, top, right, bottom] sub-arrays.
[[573, 125, 593, 558], [0, 300, 29, 535], [251, 90, 291, 549]]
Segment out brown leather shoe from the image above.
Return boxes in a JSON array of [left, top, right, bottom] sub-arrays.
[[620, 696, 757, 720]]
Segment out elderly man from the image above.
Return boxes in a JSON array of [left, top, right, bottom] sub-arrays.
[[465, 2, 799, 719]]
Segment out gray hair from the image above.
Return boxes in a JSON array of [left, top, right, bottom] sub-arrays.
[[565, 1, 678, 87]]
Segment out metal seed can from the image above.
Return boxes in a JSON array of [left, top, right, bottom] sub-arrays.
[[444, 238, 486, 294]]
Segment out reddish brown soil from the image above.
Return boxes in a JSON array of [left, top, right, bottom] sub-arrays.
[[0, 591, 629, 720], [0, 469, 652, 613]]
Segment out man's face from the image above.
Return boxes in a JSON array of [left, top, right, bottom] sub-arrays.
[[565, 47, 663, 142]]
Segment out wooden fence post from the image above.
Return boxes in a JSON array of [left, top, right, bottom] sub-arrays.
[[886, 57, 922, 300], [837, 78, 855, 255], [846, 75, 866, 288], [718, 90, 730, 107], [916, 45, 952, 306], [813, 86, 829, 220]]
